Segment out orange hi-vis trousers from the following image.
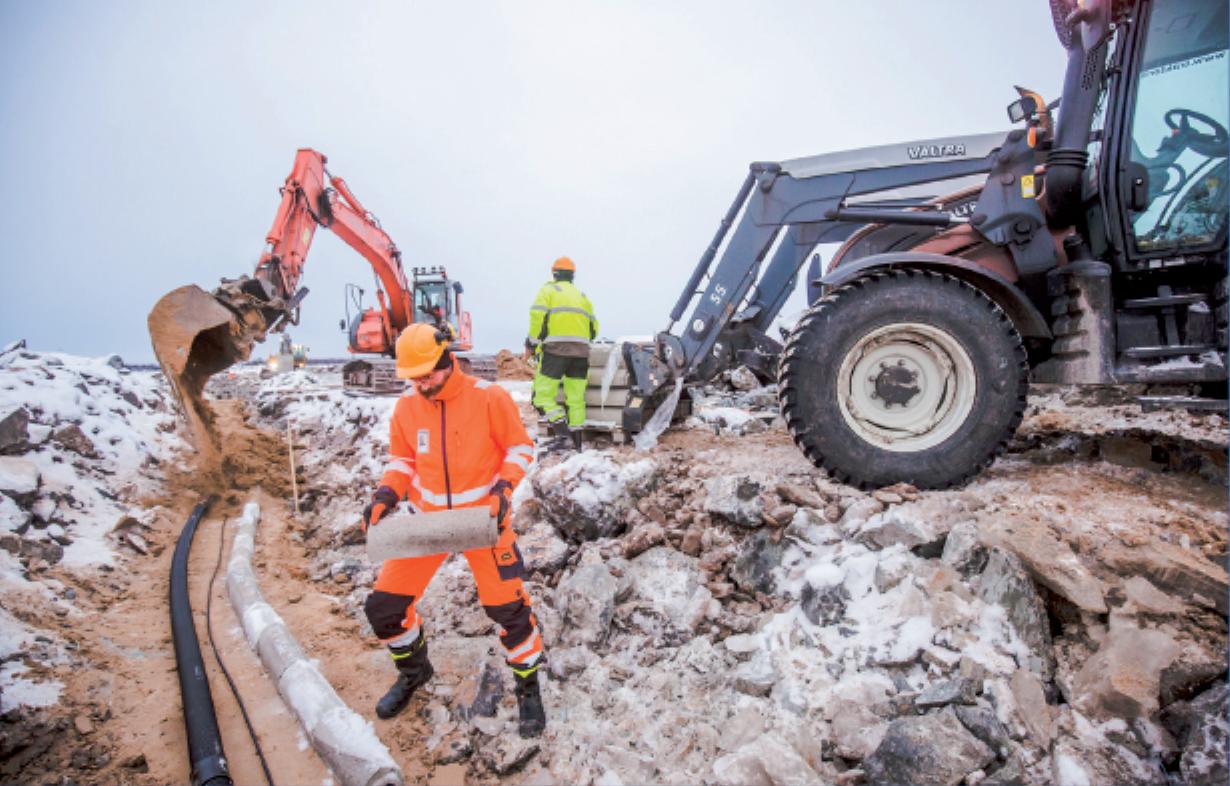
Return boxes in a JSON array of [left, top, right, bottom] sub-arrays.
[[363, 525, 544, 672]]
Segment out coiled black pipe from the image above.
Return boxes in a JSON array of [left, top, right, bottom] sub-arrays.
[[170, 496, 233, 786]]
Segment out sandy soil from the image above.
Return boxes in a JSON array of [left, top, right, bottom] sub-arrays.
[[7, 385, 1227, 785]]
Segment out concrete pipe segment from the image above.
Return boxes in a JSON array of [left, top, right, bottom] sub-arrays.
[[226, 502, 403, 786]]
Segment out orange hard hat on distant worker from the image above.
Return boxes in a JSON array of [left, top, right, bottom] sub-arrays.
[[395, 323, 451, 378], [551, 256, 576, 273]]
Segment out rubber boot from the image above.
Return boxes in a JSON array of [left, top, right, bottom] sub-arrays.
[[544, 420, 573, 453], [514, 669, 546, 738], [376, 636, 434, 719]]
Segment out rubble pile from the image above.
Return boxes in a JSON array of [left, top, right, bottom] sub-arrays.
[[259, 364, 1228, 785], [0, 348, 178, 574]]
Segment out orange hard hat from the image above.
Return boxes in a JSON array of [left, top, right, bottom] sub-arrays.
[[395, 323, 450, 378], [551, 256, 576, 272]]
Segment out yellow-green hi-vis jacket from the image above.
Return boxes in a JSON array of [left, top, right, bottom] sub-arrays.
[[528, 280, 598, 355]]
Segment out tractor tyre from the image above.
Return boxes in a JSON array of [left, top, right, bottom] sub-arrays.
[[779, 269, 1028, 489]]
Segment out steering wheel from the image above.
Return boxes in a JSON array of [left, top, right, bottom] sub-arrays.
[[1164, 108, 1229, 156]]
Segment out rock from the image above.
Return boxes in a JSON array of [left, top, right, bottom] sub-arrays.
[[713, 733, 821, 786], [711, 746, 770, 786], [826, 675, 894, 760], [915, 679, 978, 710], [730, 530, 785, 595], [864, 710, 995, 786], [430, 729, 473, 765], [533, 454, 657, 541], [765, 504, 797, 528], [518, 520, 570, 575], [977, 548, 1054, 680], [872, 490, 903, 506], [73, 715, 94, 736], [954, 705, 1011, 759], [51, 424, 99, 458], [1008, 669, 1053, 745], [622, 520, 665, 559], [46, 524, 71, 546], [554, 562, 619, 646], [729, 366, 760, 392], [1050, 707, 1167, 786], [800, 581, 848, 626], [1119, 576, 1186, 616], [1070, 616, 1180, 721], [120, 753, 149, 771], [679, 525, 703, 556], [941, 521, 987, 577], [705, 475, 767, 528], [839, 497, 885, 533], [624, 547, 706, 632], [980, 756, 1026, 786], [986, 522, 1107, 614], [1101, 540, 1228, 615], [0, 457, 40, 505], [874, 548, 913, 593], [455, 662, 503, 720], [0, 495, 32, 534], [775, 482, 824, 510], [478, 734, 539, 775], [857, 503, 949, 555], [1176, 683, 1230, 786], [546, 646, 592, 681], [0, 408, 30, 455], [733, 655, 776, 698], [1158, 629, 1227, 705]]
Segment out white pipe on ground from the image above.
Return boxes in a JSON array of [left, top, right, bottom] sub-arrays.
[[227, 502, 403, 786]]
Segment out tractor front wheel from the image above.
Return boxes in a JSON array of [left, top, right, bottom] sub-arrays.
[[779, 270, 1028, 489]]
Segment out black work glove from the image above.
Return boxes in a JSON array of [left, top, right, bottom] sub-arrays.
[[488, 479, 513, 530], [362, 485, 401, 531]]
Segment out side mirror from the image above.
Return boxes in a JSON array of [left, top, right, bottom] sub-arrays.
[[453, 281, 464, 294], [1007, 95, 1038, 124]]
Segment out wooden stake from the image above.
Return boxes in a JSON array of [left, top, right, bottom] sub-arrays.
[[287, 418, 300, 516]]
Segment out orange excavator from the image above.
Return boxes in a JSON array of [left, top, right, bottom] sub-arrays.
[[149, 148, 486, 418]]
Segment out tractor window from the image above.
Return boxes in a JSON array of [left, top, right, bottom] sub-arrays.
[[1125, 0, 1229, 255]]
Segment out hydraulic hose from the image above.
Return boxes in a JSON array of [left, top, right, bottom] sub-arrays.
[[170, 496, 234, 786]]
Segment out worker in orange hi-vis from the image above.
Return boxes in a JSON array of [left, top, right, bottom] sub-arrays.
[[360, 323, 546, 738]]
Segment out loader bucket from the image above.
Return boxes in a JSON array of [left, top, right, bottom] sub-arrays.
[[148, 284, 270, 443]]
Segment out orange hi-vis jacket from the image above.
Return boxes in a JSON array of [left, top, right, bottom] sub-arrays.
[[379, 367, 534, 514]]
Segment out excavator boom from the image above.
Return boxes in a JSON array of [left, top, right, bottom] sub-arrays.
[[148, 149, 438, 436]]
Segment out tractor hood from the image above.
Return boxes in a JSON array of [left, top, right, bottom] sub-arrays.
[[780, 131, 1007, 180]]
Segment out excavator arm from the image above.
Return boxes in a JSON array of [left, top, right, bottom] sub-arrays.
[[256, 149, 412, 344], [147, 148, 417, 428]]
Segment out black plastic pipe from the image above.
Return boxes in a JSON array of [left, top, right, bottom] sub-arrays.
[[170, 496, 233, 786]]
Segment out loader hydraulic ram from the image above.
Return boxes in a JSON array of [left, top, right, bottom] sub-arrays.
[[621, 0, 1227, 488]]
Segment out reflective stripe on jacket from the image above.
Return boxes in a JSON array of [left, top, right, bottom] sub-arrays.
[[527, 280, 598, 346], [378, 366, 534, 513]]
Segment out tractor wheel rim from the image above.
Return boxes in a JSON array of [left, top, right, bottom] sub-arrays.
[[836, 322, 976, 452]]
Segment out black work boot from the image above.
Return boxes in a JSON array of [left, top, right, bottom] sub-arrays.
[[543, 420, 573, 453], [376, 637, 434, 720], [513, 668, 546, 738], [571, 430, 583, 452]]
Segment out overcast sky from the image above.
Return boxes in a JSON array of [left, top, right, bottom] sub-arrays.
[[0, 1, 1068, 363]]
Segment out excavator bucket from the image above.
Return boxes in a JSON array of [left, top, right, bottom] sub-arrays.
[[147, 281, 273, 433]]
